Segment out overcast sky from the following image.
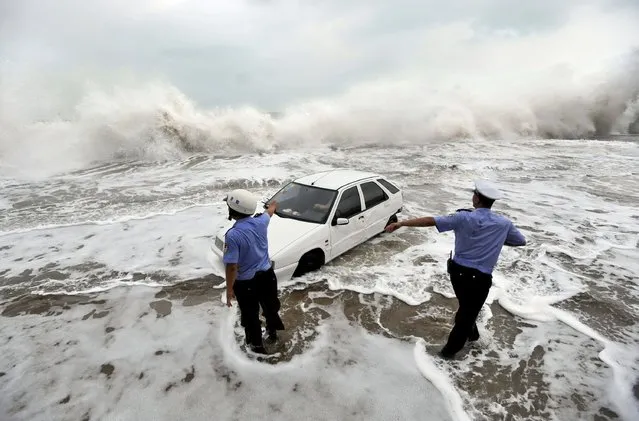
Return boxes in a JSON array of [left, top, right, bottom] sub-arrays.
[[1, 0, 638, 110]]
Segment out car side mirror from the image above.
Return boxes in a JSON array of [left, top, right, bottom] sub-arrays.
[[335, 218, 349, 225]]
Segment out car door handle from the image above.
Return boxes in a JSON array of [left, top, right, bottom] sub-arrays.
[[358, 215, 365, 220]]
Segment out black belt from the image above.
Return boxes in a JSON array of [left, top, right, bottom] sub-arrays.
[[447, 256, 491, 279]]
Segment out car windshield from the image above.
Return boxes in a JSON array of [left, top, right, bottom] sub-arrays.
[[269, 182, 338, 224]]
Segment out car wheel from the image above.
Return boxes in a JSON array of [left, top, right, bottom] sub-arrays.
[[292, 249, 324, 277], [381, 214, 398, 233]]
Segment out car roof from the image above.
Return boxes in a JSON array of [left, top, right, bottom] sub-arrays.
[[294, 169, 383, 190]]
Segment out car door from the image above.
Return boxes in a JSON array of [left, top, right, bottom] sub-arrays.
[[328, 185, 365, 260], [359, 180, 392, 240]]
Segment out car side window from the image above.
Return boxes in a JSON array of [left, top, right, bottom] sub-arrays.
[[361, 181, 387, 209], [335, 186, 362, 219], [377, 178, 399, 194]]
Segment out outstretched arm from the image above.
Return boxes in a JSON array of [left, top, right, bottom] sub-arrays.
[[386, 211, 465, 233], [385, 217, 436, 232], [504, 222, 526, 246]]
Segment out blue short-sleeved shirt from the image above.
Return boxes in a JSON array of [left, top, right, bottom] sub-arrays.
[[434, 208, 526, 275], [223, 213, 272, 281]]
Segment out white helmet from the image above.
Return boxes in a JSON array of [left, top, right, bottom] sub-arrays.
[[473, 179, 503, 200], [224, 189, 258, 215]]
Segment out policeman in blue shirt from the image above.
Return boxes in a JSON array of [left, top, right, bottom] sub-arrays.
[[385, 180, 526, 359], [223, 188, 285, 354]]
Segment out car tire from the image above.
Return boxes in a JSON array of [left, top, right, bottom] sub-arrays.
[[381, 214, 398, 233], [292, 249, 324, 277]]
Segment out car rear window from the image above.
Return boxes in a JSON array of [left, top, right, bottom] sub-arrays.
[[377, 178, 399, 194], [361, 181, 387, 208]]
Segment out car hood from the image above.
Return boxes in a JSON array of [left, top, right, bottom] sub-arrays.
[[215, 214, 321, 259], [268, 215, 321, 257]]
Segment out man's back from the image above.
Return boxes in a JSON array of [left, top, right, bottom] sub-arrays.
[[223, 213, 272, 280], [434, 208, 526, 274]]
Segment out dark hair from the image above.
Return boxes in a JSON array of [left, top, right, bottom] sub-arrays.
[[228, 207, 252, 220], [474, 191, 495, 208]]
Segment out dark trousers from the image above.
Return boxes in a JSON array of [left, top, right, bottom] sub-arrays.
[[441, 260, 492, 356], [232, 266, 285, 348]]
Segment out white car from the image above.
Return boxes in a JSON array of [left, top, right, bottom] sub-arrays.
[[210, 169, 403, 282]]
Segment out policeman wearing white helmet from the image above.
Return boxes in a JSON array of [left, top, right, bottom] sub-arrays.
[[385, 179, 526, 359], [223, 188, 284, 355]]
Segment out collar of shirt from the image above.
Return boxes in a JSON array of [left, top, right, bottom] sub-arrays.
[[233, 217, 252, 226]]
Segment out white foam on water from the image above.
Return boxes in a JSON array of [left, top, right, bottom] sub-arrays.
[[0, 285, 455, 421], [503, 315, 639, 421], [289, 139, 639, 418], [547, 308, 639, 421], [321, 257, 437, 306], [412, 339, 472, 421], [1, 138, 638, 419], [0, 205, 230, 294], [0, 202, 216, 238], [0, 150, 324, 234]]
